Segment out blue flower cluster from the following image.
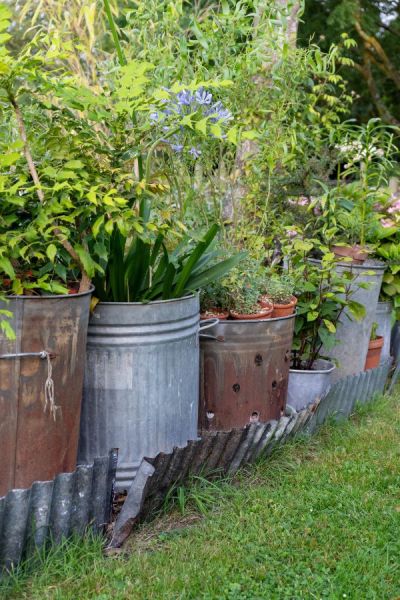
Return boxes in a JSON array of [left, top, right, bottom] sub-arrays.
[[150, 87, 233, 159]]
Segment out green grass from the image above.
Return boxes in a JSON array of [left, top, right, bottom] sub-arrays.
[[2, 395, 400, 600]]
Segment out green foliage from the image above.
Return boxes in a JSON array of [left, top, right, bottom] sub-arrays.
[[262, 272, 296, 304], [370, 321, 379, 340], [222, 258, 265, 314], [0, 3, 240, 320], [93, 224, 245, 302], [200, 280, 232, 313], [283, 238, 366, 369], [299, 0, 400, 126]]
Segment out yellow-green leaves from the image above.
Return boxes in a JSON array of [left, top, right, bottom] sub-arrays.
[[46, 244, 57, 262]]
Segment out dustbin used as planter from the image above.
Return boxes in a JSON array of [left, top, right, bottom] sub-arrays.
[[287, 359, 335, 412], [309, 259, 385, 382], [199, 315, 295, 431], [0, 290, 92, 497], [374, 301, 393, 364], [78, 295, 200, 491]]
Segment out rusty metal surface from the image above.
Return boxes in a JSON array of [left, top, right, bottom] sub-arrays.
[[110, 361, 392, 548], [0, 450, 117, 573], [0, 290, 92, 496], [199, 316, 295, 431]]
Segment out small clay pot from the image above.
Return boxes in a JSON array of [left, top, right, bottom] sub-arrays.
[[200, 309, 229, 320], [364, 336, 384, 370], [230, 304, 273, 320], [271, 295, 297, 318], [332, 244, 369, 264]]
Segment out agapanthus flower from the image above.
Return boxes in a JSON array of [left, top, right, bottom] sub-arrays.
[[189, 147, 202, 158], [195, 88, 213, 105], [149, 87, 232, 159], [176, 90, 194, 106]]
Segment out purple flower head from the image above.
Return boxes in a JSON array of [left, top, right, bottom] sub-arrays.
[[149, 112, 160, 124], [170, 143, 184, 153], [287, 229, 298, 238], [207, 101, 233, 123], [176, 90, 194, 106], [189, 147, 202, 159], [195, 88, 213, 105]]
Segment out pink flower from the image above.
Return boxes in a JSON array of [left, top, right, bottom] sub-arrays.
[[380, 218, 395, 228], [287, 229, 298, 238], [297, 196, 309, 206], [388, 199, 400, 214]]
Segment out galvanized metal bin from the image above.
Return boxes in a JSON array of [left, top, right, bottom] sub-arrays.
[[78, 295, 200, 491], [287, 359, 335, 412], [0, 290, 92, 497], [309, 259, 385, 382], [375, 301, 393, 364], [199, 315, 295, 431]]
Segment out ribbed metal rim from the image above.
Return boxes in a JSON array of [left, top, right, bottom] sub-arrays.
[[205, 313, 297, 325], [290, 359, 336, 375], [308, 257, 386, 271], [96, 293, 197, 306], [3, 285, 95, 300]]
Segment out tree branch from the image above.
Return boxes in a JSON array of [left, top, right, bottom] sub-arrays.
[[354, 18, 400, 89], [353, 53, 400, 126]]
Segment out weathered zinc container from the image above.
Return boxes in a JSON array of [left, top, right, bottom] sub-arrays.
[[0, 290, 92, 497], [199, 315, 295, 431], [78, 295, 200, 491], [309, 259, 385, 382], [287, 359, 335, 412]]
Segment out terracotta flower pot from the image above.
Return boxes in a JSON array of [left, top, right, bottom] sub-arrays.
[[364, 336, 384, 371], [200, 309, 229, 320], [230, 304, 273, 320], [258, 296, 274, 310], [271, 296, 297, 318], [332, 244, 369, 264]]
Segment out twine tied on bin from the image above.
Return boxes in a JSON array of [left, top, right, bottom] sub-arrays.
[[39, 351, 60, 421]]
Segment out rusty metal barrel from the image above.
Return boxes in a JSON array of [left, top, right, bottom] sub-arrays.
[[0, 290, 92, 497], [199, 315, 295, 431]]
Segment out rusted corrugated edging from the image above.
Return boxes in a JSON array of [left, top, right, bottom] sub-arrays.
[[0, 450, 118, 573], [110, 361, 393, 548]]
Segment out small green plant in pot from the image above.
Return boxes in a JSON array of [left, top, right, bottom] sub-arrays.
[[364, 322, 384, 371], [311, 119, 397, 264], [224, 261, 272, 320], [200, 281, 231, 320], [261, 273, 297, 318], [283, 239, 366, 411]]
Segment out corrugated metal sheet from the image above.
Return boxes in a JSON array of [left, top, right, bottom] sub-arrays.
[[110, 361, 392, 548], [0, 450, 117, 573], [1, 359, 394, 566], [306, 358, 392, 432]]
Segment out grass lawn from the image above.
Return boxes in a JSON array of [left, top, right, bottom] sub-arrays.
[[2, 394, 400, 600]]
